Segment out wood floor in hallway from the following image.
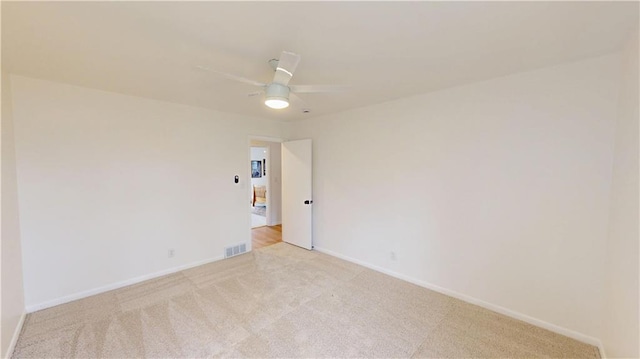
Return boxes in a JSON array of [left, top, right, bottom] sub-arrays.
[[252, 224, 282, 250]]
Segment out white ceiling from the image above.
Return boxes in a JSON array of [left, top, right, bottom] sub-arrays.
[[3, 1, 638, 122]]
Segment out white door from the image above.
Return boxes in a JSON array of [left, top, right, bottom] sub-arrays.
[[281, 139, 313, 250]]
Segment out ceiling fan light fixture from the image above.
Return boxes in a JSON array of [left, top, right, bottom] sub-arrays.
[[264, 83, 290, 110], [265, 97, 289, 109]]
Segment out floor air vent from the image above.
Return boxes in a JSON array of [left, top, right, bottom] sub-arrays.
[[225, 243, 247, 258]]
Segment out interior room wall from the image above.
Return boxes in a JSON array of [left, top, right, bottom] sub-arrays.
[[9, 75, 286, 310], [602, 29, 639, 358], [1, 72, 26, 357], [288, 54, 620, 343]]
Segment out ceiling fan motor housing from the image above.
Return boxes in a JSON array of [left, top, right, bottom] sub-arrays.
[[265, 83, 290, 100], [264, 83, 291, 109], [264, 83, 290, 109]]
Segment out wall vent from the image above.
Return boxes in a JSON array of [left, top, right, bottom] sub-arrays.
[[225, 243, 248, 258]]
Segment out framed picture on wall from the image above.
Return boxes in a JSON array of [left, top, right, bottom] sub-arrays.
[[263, 158, 266, 176], [251, 160, 262, 178]]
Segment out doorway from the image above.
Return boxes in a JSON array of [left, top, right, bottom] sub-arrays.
[[249, 138, 283, 250], [250, 146, 268, 228]]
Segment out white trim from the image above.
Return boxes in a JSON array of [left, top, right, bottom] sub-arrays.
[[4, 312, 26, 359], [599, 344, 607, 359], [313, 246, 605, 357], [26, 255, 224, 313], [247, 135, 285, 231]]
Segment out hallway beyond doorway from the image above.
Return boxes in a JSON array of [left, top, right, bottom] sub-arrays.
[[252, 225, 282, 250], [251, 213, 266, 228]]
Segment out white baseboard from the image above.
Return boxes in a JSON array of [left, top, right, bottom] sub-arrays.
[[313, 246, 606, 358], [4, 312, 26, 359], [26, 255, 224, 313], [598, 344, 607, 359]]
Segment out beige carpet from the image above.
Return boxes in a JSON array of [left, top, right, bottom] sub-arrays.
[[12, 243, 599, 358]]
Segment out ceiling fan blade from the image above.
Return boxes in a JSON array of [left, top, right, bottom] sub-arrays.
[[289, 84, 349, 93], [289, 93, 307, 108], [272, 51, 301, 86], [195, 65, 266, 87]]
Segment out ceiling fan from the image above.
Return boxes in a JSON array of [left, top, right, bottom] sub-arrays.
[[197, 51, 347, 110]]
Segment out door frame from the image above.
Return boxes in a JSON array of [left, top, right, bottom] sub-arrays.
[[247, 135, 285, 250]]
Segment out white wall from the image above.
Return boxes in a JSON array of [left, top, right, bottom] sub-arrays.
[[1, 73, 26, 357], [289, 54, 620, 341], [10, 75, 286, 309], [603, 30, 639, 358]]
